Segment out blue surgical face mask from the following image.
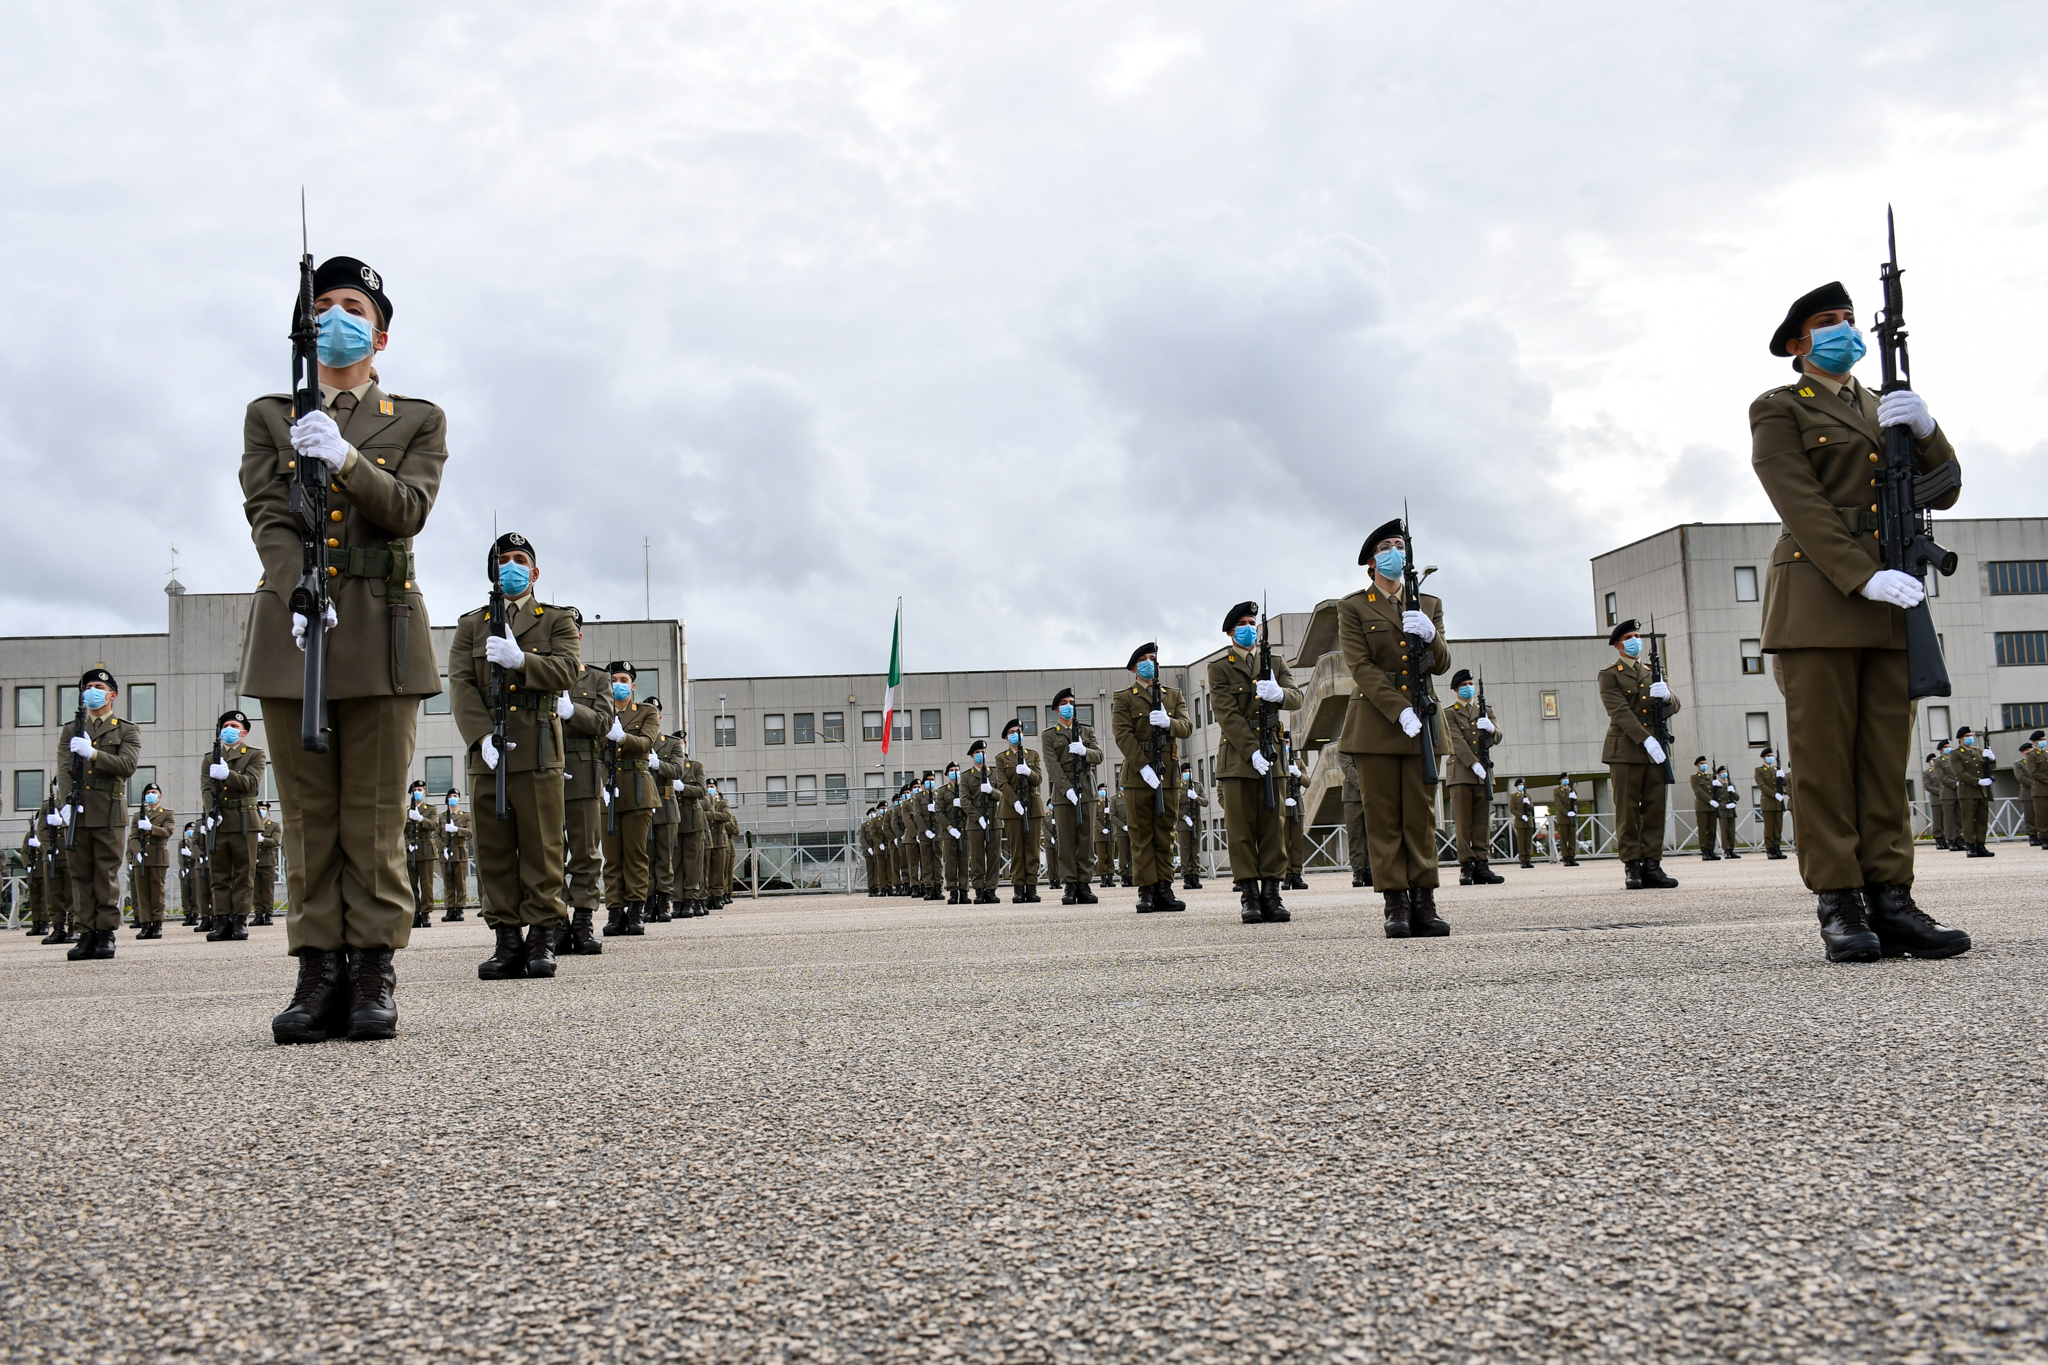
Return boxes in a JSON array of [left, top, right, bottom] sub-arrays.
[[1136, 660, 1156, 682], [611, 681, 632, 701], [1457, 685, 1474, 701], [973, 752, 986, 765], [83, 687, 108, 711], [220, 726, 242, 747], [144, 792, 158, 805], [1622, 637, 1643, 658], [497, 562, 531, 597], [1804, 320, 1866, 375], [446, 795, 458, 806], [1007, 732, 1021, 746], [1375, 548, 1406, 579], [1232, 625, 1258, 648], [411, 790, 423, 803], [317, 306, 377, 367], [1059, 703, 1074, 721]]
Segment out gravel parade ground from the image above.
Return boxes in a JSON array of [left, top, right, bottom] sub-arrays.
[[4, 851, 2045, 1364]]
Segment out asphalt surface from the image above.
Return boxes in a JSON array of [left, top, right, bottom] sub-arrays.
[[4, 850, 2045, 1364]]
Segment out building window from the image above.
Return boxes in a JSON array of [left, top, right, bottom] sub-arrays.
[[822, 712, 844, 743], [893, 771, 913, 788], [128, 766, 157, 806], [127, 684, 157, 724], [1016, 707, 1037, 737], [1043, 705, 1061, 729], [424, 755, 454, 795], [968, 707, 990, 739], [240, 696, 265, 720], [1541, 690, 1559, 719], [765, 776, 788, 806], [1987, 560, 2048, 595], [1927, 705, 1950, 742], [15, 770, 45, 811], [2003, 702, 2048, 731], [796, 775, 818, 805], [825, 774, 848, 804], [865, 772, 885, 795], [1994, 632, 2048, 666], [15, 687, 43, 727], [920, 709, 942, 740], [1745, 712, 1771, 747], [764, 714, 786, 745], [1741, 639, 1764, 675], [714, 715, 736, 747], [862, 711, 883, 741], [1734, 567, 1759, 602], [639, 669, 660, 705], [1604, 593, 1617, 627], [1075, 704, 1095, 727], [794, 712, 815, 744], [893, 713, 913, 743], [424, 678, 450, 715], [58, 686, 80, 719]]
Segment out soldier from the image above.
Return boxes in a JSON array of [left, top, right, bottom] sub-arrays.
[[647, 720, 683, 922], [1280, 731, 1310, 891], [1215, 601, 1307, 925], [961, 741, 1002, 904], [252, 802, 281, 924], [202, 709, 269, 942], [938, 761, 969, 904], [1551, 775, 1581, 866], [1111, 642, 1193, 913], [129, 783, 173, 939], [434, 790, 471, 920], [2026, 731, 2048, 846], [1110, 789, 1132, 889], [1041, 691, 1102, 905], [403, 782, 435, 929], [35, 781, 80, 946], [1506, 779, 1536, 869], [708, 781, 738, 905], [1713, 763, 1743, 858], [176, 821, 198, 929], [1750, 281, 1969, 960], [917, 771, 945, 900], [450, 531, 581, 981], [1933, 738, 1962, 853], [2015, 737, 2040, 846], [20, 824, 47, 939], [250, 256, 445, 1045], [56, 667, 144, 962], [600, 663, 663, 935], [1755, 748, 1789, 859], [1600, 621, 1681, 891], [675, 736, 711, 918], [1335, 524, 1447, 937], [559, 621, 616, 949], [1094, 783, 1115, 888], [1442, 670, 1504, 886], [1690, 757, 1724, 861], [1951, 727, 1994, 858], [994, 717, 1044, 903], [1177, 760, 1209, 891]]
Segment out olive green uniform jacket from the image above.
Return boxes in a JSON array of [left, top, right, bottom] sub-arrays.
[[1334, 585, 1447, 757], [1041, 720, 1103, 806], [1598, 660, 1680, 764], [1209, 647, 1306, 774], [994, 742, 1044, 819], [1111, 682, 1193, 789], [562, 664, 619, 801], [608, 700, 666, 812], [1442, 699, 1500, 785]]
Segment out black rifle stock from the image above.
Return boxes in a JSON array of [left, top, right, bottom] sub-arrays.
[[1400, 512, 1439, 788], [603, 724, 621, 835], [487, 586, 511, 821], [1149, 671, 1167, 817], [286, 195, 332, 753], [1646, 616, 1677, 785], [206, 734, 225, 856], [65, 698, 88, 853], [1474, 673, 1494, 782], [1257, 606, 1278, 811]]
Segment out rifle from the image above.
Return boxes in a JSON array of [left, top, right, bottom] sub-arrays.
[[1148, 666, 1167, 817], [1257, 597, 1278, 810], [487, 584, 511, 820], [1399, 505, 1440, 788], [64, 695, 88, 853], [1473, 673, 1494, 782], [1874, 207, 1960, 701], [286, 193, 332, 753], [206, 733, 225, 856], [1645, 615, 1677, 785], [603, 730, 621, 834]]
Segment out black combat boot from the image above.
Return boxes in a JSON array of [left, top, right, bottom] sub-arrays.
[[1816, 889, 1881, 963], [1640, 861, 1679, 889], [193, 915, 211, 933], [1260, 878, 1289, 923], [647, 893, 671, 923], [1519, 856, 1534, 869], [1411, 887, 1449, 936], [1351, 869, 1370, 888], [25, 919, 47, 937], [1239, 886, 1263, 923], [478, 925, 527, 981], [1074, 880, 1098, 905], [1863, 883, 1971, 959], [523, 924, 558, 979], [207, 915, 230, 942], [1623, 859, 1644, 890], [1767, 848, 1786, 860], [92, 928, 116, 959], [43, 921, 74, 946], [1135, 883, 1157, 913], [1060, 882, 1077, 905], [1156, 882, 1186, 912], [1383, 889, 1412, 938], [1701, 849, 1722, 862], [570, 908, 604, 955], [1967, 842, 1995, 858], [1185, 873, 1203, 890], [1457, 861, 1474, 886], [412, 908, 431, 929], [624, 902, 646, 935], [1561, 855, 1579, 867], [137, 922, 161, 940], [346, 947, 398, 1041], [1725, 847, 1742, 860], [925, 885, 942, 901], [1098, 873, 1114, 888], [1474, 859, 1504, 885], [67, 929, 101, 961], [1933, 836, 1949, 850], [271, 948, 353, 1045], [1284, 872, 1308, 891], [224, 915, 249, 941], [602, 906, 627, 937]]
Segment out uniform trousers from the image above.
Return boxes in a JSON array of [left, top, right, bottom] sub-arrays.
[[66, 826, 124, 932], [1779, 646, 1912, 890], [1051, 802, 1096, 884], [1285, 810, 1307, 876], [1717, 807, 1739, 853], [1003, 815, 1040, 887], [1512, 813, 1537, 862], [679, 827, 708, 900], [1695, 806, 1720, 855], [254, 860, 276, 916], [1761, 807, 1784, 851], [1555, 811, 1578, 861], [475, 771, 568, 928], [1218, 776, 1290, 883], [1095, 830, 1113, 877], [922, 826, 944, 886], [2034, 791, 2048, 839], [564, 797, 605, 910], [1338, 752, 1370, 875], [408, 857, 432, 917], [439, 848, 469, 909], [1609, 763, 1669, 863], [47, 862, 73, 929], [1113, 823, 1132, 881], [1448, 783, 1490, 861], [964, 817, 998, 889], [135, 859, 167, 924], [1349, 753, 1439, 892], [1936, 796, 1960, 845], [602, 808, 655, 905], [264, 694, 418, 954], [1177, 814, 1201, 879], [1124, 784, 1180, 886], [1959, 795, 1989, 845], [711, 842, 734, 896], [941, 828, 964, 891], [648, 819, 675, 897], [208, 828, 257, 919]]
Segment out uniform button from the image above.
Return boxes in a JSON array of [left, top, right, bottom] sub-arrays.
[[329, 510, 343, 522], [327, 538, 339, 548], [327, 566, 339, 577], [1869, 453, 1879, 463], [375, 457, 387, 465], [1817, 435, 1827, 443], [1793, 551, 1802, 559]]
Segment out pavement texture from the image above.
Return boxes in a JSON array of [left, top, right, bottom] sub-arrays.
[[3, 850, 2045, 1364]]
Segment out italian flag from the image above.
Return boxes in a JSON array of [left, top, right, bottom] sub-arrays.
[[881, 598, 903, 756]]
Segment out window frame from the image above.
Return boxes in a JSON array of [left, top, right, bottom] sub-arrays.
[[127, 683, 157, 724], [1604, 593, 1617, 627], [14, 686, 44, 728], [1994, 631, 2048, 667], [765, 775, 789, 806], [920, 708, 942, 741], [795, 774, 818, 805], [968, 707, 990, 739], [764, 713, 786, 745], [1744, 712, 1772, 747], [1734, 566, 1760, 602], [825, 773, 849, 804], [1740, 638, 1764, 676], [862, 711, 883, 742], [794, 712, 816, 744], [15, 769, 46, 811], [128, 766, 158, 806], [58, 686, 80, 719], [1015, 707, 1037, 737], [822, 712, 844, 744], [424, 678, 451, 715], [714, 715, 737, 748], [424, 755, 455, 796]]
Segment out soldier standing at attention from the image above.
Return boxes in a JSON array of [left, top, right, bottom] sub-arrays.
[[1214, 601, 1307, 925], [597, 664, 662, 935], [1600, 621, 1680, 891], [1950, 727, 1994, 858], [39, 781, 80, 946], [961, 741, 1001, 903], [1443, 670, 1504, 886], [1506, 779, 1536, 869], [1177, 760, 1209, 891], [176, 821, 198, 929], [131, 783, 173, 940], [1755, 749, 1789, 859], [2024, 731, 2048, 846], [1110, 643, 1192, 912], [1042, 690, 1103, 905], [21, 823, 49, 939], [708, 781, 738, 906], [404, 782, 435, 928], [1093, 783, 1114, 889], [1110, 789, 1132, 889], [1750, 280, 1969, 959], [646, 715, 682, 922], [58, 667, 144, 962], [1279, 732, 1310, 891], [1551, 775, 1581, 866], [939, 761, 969, 904], [675, 735, 711, 918], [1335, 525, 1449, 938], [2014, 737, 2040, 846], [1934, 738, 1963, 852], [451, 532, 581, 981], [252, 802, 281, 924], [1690, 757, 1724, 861], [995, 718, 1043, 903], [918, 772, 945, 900], [1713, 763, 1743, 858], [559, 619, 616, 946], [204, 709, 269, 942], [249, 256, 446, 1045], [437, 790, 472, 920]]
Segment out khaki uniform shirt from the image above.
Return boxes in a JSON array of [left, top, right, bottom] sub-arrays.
[[1757, 762, 1787, 812], [132, 805, 175, 867], [1442, 698, 1501, 786], [200, 740, 268, 837], [994, 739, 1043, 818], [450, 596, 581, 778], [1599, 659, 1681, 766], [561, 664, 618, 801], [653, 735, 686, 825], [606, 701, 665, 812], [1111, 681, 1192, 790], [57, 711, 143, 828], [1210, 647, 1306, 776], [1335, 585, 1448, 757], [1041, 720, 1103, 807]]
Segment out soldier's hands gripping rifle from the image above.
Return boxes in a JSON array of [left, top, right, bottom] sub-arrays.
[[1645, 615, 1678, 786], [603, 735, 621, 835], [65, 694, 88, 852], [206, 733, 225, 856], [287, 194, 333, 754], [1874, 208, 1960, 701], [1257, 599, 1279, 811], [1149, 669, 1167, 817], [1474, 673, 1495, 782], [487, 584, 511, 821], [1400, 508, 1440, 789]]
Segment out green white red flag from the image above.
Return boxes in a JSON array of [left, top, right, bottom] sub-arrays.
[[881, 599, 903, 756]]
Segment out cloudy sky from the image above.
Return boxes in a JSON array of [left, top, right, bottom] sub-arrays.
[[3, 2, 2044, 677]]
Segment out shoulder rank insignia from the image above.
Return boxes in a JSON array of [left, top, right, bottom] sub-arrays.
[[1367, 592, 1377, 602], [379, 398, 395, 415], [1798, 387, 1815, 398]]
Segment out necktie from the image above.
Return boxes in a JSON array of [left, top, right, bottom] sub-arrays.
[[330, 391, 358, 432]]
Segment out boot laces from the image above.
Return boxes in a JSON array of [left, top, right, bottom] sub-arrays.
[[289, 952, 332, 1007]]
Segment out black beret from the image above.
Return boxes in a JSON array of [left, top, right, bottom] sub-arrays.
[[1608, 618, 1639, 645], [1126, 642, 1158, 670], [967, 739, 986, 755], [1694, 755, 1707, 764], [141, 782, 161, 796], [606, 661, 637, 678], [1770, 281, 1852, 357], [1924, 754, 1935, 763], [446, 787, 461, 796], [921, 770, 935, 780], [1358, 518, 1407, 564], [2032, 730, 2045, 742], [218, 709, 250, 729], [409, 778, 426, 789], [1955, 725, 1973, 737], [313, 255, 394, 328], [645, 695, 662, 710], [1451, 669, 1473, 688], [80, 666, 116, 690], [1052, 687, 1075, 708], [1560, 773, 1570, 782], [488, 531, 536, 581], [1221, 601, 1259, 633], [1002, 717, 1022, 737], [2023, 742, 2036, 752]]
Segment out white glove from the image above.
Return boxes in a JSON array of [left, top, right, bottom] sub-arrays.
[[203, 817, 214, 830], [137, 818, 151, 831], [647, 753, 661, 772], [1877, 388, 1936, 439], [980, 782, 993, 794], [1860, 569, 1926, 608], [28, 836, 39, 848], [951, 797, 961, 807], [1122, 825, 1128, 832], [672, 778, 684, 791], [289, 409, 352, 474], [408, 806, 423, 821], [556, 693, 575, 720], [1068, 741, 1088, 756], [1780, 766, 1789, 777], [209, 761, 231, 780], [978, 817, 988, 830], [1980, 777, 1993, 787], [1982, 749, 1996, 763], [1250, 751, 1271, 776], [1288, 763, 1301, 777], [1140, 765, 1160, 789], [927, 802, 935, 813], [1401, 610, 1436, 642], [607, 719, 626, 743], [1016, 764, 1031, 777], [1708, 801, 1719, 809], [1255, 677, 1285, 704], [291, 602, 338, 651], [1472, 764, 1487, 780], [176, 847, 185, 858], [1013, 801, 1025, 815], [46, 811, 62, 827], [1644, 737, 1666, 765], [1149, 708, 1171, 728], [485, 626, 525, 672], [924, 829, 935, 840], [445, 822, 457, 832], [948, 826, 959, 838], [69, 734, 94, 760], [1284, 797, 1296, 807], [1184, 815, 1193, 827], [1065, 788, 1078, 805], [1398, 708, 1422, 738], [1476, 717, 1495, 734], [1648, 681, 1671, 701]]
